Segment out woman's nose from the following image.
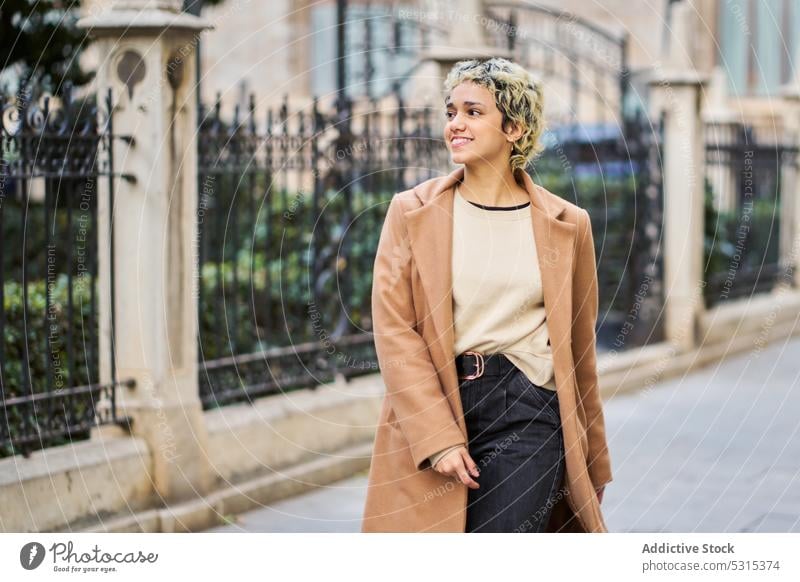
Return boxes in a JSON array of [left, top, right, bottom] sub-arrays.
[[448, 113, 466, 130]]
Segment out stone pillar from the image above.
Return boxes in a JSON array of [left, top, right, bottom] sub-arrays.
[[79, 0, 215, 502], [647, 0, 708, 350], [780, 62, 800, 288]]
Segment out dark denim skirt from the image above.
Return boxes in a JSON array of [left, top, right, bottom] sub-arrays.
[[459, 358, 566, 532]]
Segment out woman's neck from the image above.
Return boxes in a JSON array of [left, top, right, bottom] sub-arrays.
[[457, 165, 529, 207]]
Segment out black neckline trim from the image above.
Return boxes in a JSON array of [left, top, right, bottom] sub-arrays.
[[466, 199, 531, 211]]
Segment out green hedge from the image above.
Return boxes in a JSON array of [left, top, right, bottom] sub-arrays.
[[2, 274, 97, 457]]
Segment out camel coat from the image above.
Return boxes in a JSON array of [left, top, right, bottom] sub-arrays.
[[361, 166, 613, 533]]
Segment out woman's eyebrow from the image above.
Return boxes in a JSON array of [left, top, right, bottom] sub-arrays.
[[445, 100, 484, 108]]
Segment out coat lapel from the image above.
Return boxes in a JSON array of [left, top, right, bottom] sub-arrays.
[[403, 166, 577, 399]]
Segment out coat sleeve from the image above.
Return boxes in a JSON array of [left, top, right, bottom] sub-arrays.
[[572, 208, 613, 488], [371, 195, 467, 471]]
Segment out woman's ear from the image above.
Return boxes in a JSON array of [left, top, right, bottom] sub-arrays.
[[504, 119, 524, 143]]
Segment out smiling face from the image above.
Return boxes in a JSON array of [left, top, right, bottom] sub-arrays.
[[444, 81, 521, 169]]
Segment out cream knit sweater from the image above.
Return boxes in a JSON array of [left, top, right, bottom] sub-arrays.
[[428, 184, 557, 470]]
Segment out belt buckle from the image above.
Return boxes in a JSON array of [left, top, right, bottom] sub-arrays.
[[460, 351, 484, 380]]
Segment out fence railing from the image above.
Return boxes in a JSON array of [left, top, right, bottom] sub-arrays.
[[483, 1, 630, 125], [704, 121, 799, 307], [0, 85, 133, 458], [196, 93, 448, 409], [534, 111, 666, 350]]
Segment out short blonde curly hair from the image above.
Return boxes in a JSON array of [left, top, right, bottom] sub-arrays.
[[443, 57, 546, 173]]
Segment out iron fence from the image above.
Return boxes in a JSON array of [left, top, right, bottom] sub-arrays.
[[196, 93, 448, 408], [0, 85, 133, 458], [533, 111, 666, 350], [704, 121, 799, 306]]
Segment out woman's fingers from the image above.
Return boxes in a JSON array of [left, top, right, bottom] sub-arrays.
[[457, 467, 480, 489], [461, 449, 480, 477], [436, 447, 479, 489]]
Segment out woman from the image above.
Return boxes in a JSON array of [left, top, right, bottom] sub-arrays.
[[362, 58, 612, 533]]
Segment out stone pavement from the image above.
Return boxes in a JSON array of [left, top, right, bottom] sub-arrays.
[[208, 335, 800, 533]]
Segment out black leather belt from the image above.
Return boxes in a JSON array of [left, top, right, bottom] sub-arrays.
[[455, 351, 517, 380]]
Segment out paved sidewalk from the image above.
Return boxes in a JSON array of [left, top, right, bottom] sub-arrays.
[[208, 335, 800, 533]]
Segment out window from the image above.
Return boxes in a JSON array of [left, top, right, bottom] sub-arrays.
[[717, 0, 798, 96], [310, 3, 418, 101]]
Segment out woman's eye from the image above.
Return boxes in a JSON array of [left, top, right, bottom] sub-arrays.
[[446, 110, 479, 119]]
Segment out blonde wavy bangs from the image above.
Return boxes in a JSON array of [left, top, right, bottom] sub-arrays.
[[443, 57, 545, 173]]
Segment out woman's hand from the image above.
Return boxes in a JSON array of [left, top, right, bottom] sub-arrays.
[[433, 446, 481, 489]]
